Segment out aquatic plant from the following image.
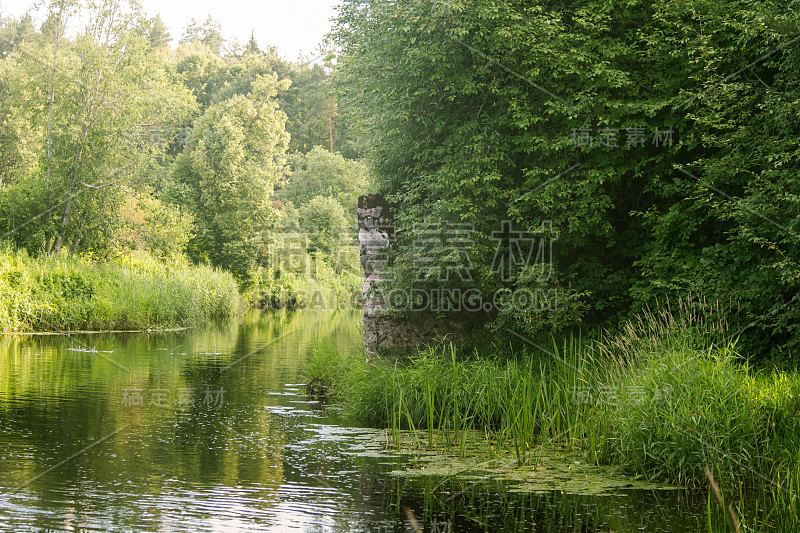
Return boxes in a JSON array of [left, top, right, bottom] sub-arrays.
[[305, 299, 800, 528], [0, 249, 241, 332]]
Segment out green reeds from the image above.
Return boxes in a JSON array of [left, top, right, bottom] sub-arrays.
[[306, 336, 593, 464], [0, 249, 241, 332], [305, 298, 800, 528]]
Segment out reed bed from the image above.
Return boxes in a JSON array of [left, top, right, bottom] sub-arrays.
[[0, 249, 242, 332], [305, 299, 800, 528]]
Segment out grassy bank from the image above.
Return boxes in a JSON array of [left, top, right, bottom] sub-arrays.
[[0, 249, 242, 332], [248, 262, 362, 310], [305, 303, 800, 528]]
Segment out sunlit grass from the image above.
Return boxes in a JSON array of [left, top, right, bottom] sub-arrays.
[[0, 248, 241, 332], [305, 300, 800, 528]]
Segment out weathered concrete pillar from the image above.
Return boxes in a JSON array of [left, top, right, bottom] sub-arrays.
[[358, 194, 484, 359], [358, 194, 395, 358]]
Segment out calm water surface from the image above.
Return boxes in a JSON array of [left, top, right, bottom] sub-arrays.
[[0, 309, 712, 532]]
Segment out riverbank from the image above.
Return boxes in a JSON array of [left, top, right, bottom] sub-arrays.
[[248, 263, 362, 311], [0, 248, 363, 333], [305, 304, 800, 530], [0, 249, 242, 332]]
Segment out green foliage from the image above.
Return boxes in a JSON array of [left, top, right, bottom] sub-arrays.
[[279, 146, 370, 211], [253, 175, 362, 306], [0, 13, 35, 58], [279, 63, 332, 154], [139, 14, 171, 51], [173, 42, 231, 110], [249, 263, 362, 311], [245, 199, 361, 309], [0, 27, 37, 186], [180, 16, 224, 55], [270, 147, 367, 278], [171, 39, 357, 157], [117, 190, 194, 260], [0, 247, 240, 332], [170, 75, 290, 284], [333, 0, 800, 358], [279, 62, 359, 157], [298, 196, 350, 257], [0, 0, 196, 258]]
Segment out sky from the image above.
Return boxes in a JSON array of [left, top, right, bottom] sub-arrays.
[[0, 0, 341, 60]]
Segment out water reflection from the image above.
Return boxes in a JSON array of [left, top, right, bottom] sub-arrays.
[[0, 309, 712, 532]]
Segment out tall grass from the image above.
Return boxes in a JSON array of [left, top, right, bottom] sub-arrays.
[[306, 337, 591, 465], [0, 249, 241, 332], [587, 343, 771, 486], [305, 298, 800, 526], [585, 300, 800, 488], [247, 263, 362, 310]]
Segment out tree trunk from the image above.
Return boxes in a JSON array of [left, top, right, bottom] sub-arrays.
[[49, 190, 76, 258], [45, 3, 67, 253], [69, 219, 84, 257]]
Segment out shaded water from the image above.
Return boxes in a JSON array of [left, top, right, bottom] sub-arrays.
[[0, 309, 712, 532]]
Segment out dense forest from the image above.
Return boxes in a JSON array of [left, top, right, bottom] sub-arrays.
[[333, 0, 800, 361], [0, 0, 367, 307]]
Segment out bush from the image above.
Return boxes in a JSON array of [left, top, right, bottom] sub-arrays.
[[248, 262, 362, 310]]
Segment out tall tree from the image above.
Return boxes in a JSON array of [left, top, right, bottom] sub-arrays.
[[278, 146, 369, 211], [0, 17, 39, 186], [333, 0, 800, 356], [173, 42, 230, 110], [298, 195, 353, 272], [0, 12, 35, 57], [141, 14, 171, 51], [180, 16, 224, 55], [245, 31, 259, 56], [2, 0, 195, 257], [171, 74, 290, 284]]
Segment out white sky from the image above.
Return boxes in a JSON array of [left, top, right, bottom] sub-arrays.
[[0, 0, 341, 60]]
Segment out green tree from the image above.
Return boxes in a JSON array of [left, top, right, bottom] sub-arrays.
[[141, 14, 171, 51], [279, 62, 331, 153], [213, 49, 291, 104], [172, 38, 358, 157], [173, 42, 230, 110], [244, 31, 260, 56], [0, 44, 38, 186], [180, 16, 224, 55], [333, 0, 800, 356], [298, 195, 354, 272], [278, 146, 369, 211], [278, 59, 359, 157], [171, 74, 290, 284], [0, 0, 195, 258], [0, 13, 35, 57], [117, 189, 194, 259]]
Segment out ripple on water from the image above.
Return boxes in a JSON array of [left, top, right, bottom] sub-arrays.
[[0, 310, 718, 532]]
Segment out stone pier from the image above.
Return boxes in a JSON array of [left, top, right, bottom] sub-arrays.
[[358, 194, 483, 358]]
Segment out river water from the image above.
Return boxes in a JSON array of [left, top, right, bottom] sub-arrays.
[[0, 309, 713, 532]]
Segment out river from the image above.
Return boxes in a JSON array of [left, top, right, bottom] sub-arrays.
[[0, 309, 712, 532]]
